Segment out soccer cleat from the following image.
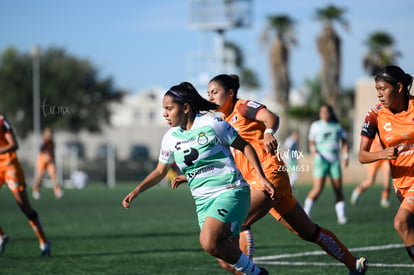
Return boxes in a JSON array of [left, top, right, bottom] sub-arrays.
[[380, 199, 390, 208], [349, 257, 368, 275], [0, 235, 9, 255], [40, 241, 51, 257], [258, 267, 269, 275], [32, 191, 40, 200]]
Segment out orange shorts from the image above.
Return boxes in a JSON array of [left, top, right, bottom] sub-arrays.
[[396, 185, 414, 213], [248, 169, 298, 220], [36, 154, 56, 176], [0, 162, 26, 192]]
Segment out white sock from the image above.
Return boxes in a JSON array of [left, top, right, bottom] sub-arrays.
[[231, 253, 261, 275], [351, 189, 359, 202], [335, 200, 346, 220], [303, 198, 313, 216]]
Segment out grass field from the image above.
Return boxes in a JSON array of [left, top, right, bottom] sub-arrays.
[[1, 182, 413, 275]]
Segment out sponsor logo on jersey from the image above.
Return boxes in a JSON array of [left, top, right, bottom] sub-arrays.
[[247, 100, 261, 109], [383, 122, 392, 132], [187, 165, 214, 179]]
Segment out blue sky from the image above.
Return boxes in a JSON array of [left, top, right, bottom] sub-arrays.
[[1, 0, 413, 97]]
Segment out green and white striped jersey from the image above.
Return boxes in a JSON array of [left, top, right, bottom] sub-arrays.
[[159, 114, 248, 199]]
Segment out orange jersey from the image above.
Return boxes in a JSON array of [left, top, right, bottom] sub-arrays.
[[366, 135, 390, 175], [40, 139, 55, 161], [224, 99, 285, 183], [0, 114, 18, 170], [361, 98, 414, 188]]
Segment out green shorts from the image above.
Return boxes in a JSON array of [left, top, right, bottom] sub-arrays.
[[313, 155, 341, 179], [195, 186, 250, 237]]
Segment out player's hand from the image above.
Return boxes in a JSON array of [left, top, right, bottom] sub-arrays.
[[263, 134, 278, 155], [122, 190, 138, 209], [171, 174, 187, 189], [384, 146, 398, 160], [260, 178, 276, 200]]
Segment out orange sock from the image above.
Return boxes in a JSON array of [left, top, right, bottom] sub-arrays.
[[314, 227, 356, 270], [239, 227, 254, 259], [381, 189, 390, 200]]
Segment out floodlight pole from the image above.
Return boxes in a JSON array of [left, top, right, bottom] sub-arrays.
[[31, 45, 41, 181], [215, 29, 225, 73]]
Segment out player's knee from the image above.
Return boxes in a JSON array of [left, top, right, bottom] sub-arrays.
[[393, 216, 408, 235], [240, 225, 251, 232], [25, 210, 38, 222], [303, 224, 320, 242], [199, 233, 218, 256]]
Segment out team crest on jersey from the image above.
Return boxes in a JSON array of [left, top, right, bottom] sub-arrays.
[[197, 132, 208, 145], [161, 149, 170, 158], [231, 115, 239, 124]]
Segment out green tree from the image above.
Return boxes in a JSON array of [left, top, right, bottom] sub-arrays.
[[0, 46, 124, 137], [287, 76, 323, 122], [261, 14, 296, 112], [363, 31, 400, 76], [314, 4, 348, 107]]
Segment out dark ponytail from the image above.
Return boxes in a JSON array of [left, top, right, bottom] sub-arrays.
[[165, 82, 218, 113]]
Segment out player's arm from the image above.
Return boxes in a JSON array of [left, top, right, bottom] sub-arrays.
[[358, 136, 397, 163], [122, 162, 170, 209], [231, 135, 275, 199], [309, 140, 317, 156], [0, 131, 19, 154], [308, 123, 317, 156], [340, 135, 350, 167], [255, 107, 280, 155]]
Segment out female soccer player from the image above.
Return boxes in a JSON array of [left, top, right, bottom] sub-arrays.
[[304, 104, 349, 224], [32, 127, 63, 199], [122, 82, 274, 275], [359, 65, 414, 261], [175, 74, 367, 274], [0, 113, 51, 256], [350, 134, 391, 208]]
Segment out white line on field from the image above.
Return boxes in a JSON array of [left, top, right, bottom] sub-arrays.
[[254, 243, 414, 268]]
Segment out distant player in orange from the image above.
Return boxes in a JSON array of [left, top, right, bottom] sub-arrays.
[[0, 113, 51, 256], [359, 65, 414, 261], [32, 128, 63, 199], [351, 135, 391, 208]]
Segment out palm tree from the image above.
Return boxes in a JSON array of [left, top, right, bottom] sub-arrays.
[[224, 41, 260, 90], [363, 31, 400, 76], [314, 4, 348, 107], [261, 15, 296, 112]]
